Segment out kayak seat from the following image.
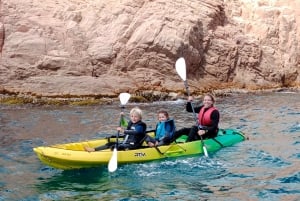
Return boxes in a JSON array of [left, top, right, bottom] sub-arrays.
[[175, 135, 188, 143]]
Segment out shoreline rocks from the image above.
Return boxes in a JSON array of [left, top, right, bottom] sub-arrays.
[[1, 86, 299, 105]]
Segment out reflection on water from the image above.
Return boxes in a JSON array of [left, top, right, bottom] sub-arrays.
[[0, 92, 299, 200]]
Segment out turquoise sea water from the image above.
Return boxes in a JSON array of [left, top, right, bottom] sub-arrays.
[[0, 92, 299, 200]]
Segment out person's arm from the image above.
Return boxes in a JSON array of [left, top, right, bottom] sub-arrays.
[[124, 123, 146, 136], [207, 110, 219, 132], [124, 129, 138, 135], [186, 97, 201, 113]]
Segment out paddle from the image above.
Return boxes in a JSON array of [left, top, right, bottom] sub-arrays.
[[108, 92, 131, 172], [175, 57, 209, 157]]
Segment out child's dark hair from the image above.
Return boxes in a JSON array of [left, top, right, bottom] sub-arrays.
[[158, 110, 169, 118]]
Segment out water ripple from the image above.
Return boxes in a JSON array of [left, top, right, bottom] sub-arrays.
[[1, 92, 300, 200]]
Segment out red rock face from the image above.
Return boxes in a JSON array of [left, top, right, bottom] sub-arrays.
[[0, 0, 299, 98]]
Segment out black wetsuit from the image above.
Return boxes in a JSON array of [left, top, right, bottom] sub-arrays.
[[95, 120, 147, 151]]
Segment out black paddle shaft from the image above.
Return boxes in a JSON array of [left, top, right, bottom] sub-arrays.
[[184, 80, 198, 125]]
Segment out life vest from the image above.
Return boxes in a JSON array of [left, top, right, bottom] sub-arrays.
[[155, 119, 176, 140], [124, 121, 147, 145], [197, 106, 217, 126]]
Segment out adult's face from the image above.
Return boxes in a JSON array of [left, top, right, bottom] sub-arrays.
[[203, 95, 214, 108]]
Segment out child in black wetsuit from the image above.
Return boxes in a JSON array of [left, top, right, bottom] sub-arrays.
[[84, 107, 147, 152]]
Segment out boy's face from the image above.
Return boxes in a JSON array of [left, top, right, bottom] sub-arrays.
[[158, 113, 168, 122], [130, 113, 141, 123]]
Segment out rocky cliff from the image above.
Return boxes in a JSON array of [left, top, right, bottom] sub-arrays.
[[0, 0, 299, 100]]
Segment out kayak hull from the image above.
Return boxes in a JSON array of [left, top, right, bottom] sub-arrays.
[[33, 129, 246, 170]]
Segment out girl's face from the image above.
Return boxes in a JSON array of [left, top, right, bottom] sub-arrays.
[[130, 113, 141, 123], [203, 95, 214, 108], [158, 113, 168, 122]]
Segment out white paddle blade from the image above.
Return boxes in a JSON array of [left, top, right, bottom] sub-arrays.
[[203, 146, 209, 157], [108, 148, 118, 172], [119, 93, 131, 105], [175, 57, 186, 81]]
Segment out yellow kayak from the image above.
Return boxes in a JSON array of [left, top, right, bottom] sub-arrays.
[[33, 129, 246, 170]]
